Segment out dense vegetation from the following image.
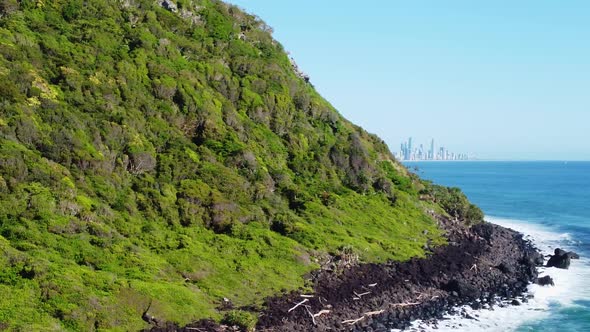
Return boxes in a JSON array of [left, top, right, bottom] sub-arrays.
[[0, 0, 482, 330]]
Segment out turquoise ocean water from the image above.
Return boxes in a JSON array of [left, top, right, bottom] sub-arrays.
[[404, 161, 590, 332]]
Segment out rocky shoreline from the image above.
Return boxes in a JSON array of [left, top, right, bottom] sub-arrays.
[[148, 219, 550, 331]]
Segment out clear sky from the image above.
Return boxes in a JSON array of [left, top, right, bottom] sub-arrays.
[[228, 1, 590, 160]]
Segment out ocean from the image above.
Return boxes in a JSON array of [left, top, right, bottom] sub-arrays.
[[403, 161, 590, 332]]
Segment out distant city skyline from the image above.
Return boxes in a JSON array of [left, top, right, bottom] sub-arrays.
[[229, 0, 590, 161], [397, 137, 470, 161]]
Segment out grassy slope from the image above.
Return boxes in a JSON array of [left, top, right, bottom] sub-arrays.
[[0, 1, 480, 330]]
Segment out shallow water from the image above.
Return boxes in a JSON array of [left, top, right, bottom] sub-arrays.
[[403, 161, 590, 332]]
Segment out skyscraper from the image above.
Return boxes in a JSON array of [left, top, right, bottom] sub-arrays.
[[430, 139, 434, 160]]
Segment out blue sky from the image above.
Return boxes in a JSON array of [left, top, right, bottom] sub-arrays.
[[228, 1, 590, 160]]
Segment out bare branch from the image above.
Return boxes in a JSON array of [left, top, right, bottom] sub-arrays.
[[313, 310, 331, 318], [364, 310, 385, 316], [304, 305, 316, 326], [353, 291, 371, 300], [341, 309, 385, 325], [288, 299, 309, 313], [389, 302, 420, 308], [342, 316, 365, 325]]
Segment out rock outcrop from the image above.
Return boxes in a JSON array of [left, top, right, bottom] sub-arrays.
[[536, 275, 555, 286], [159, 0, 178, 12], [547, 248, 580, 269]]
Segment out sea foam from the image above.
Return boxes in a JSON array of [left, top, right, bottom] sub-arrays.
[[394, 216, 590, 332]]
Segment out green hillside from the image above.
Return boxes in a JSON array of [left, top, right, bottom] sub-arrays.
[[0, 0, 482, 330]]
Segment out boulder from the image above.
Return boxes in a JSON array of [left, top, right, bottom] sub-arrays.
[[159, 0, 178, 13], [443, 279, 481, 299], [523, 251, 544, 266], [554, 248, 579, 259], [555, 248, 568, 256], [547, 248, 575, 269], [536, 275, 554, 286], [547, 255, 570, 269], [496, 262, 514, 274], [533, 252, 545, 266]]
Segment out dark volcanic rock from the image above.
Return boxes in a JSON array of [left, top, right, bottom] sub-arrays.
[[567, 251, 580, 259], [497, 262, 515, 274], [554, 248, 579, 259], [536, 275, 555, 286], [547, 248, 576, 269], [524, 251, 545, 266], [443, 280, 481, 299]]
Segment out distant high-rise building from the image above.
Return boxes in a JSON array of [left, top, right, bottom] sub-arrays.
[[399, 142, 406, 159], [430, 139, 434, 160]]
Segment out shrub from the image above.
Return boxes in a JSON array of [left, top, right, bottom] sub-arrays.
[[222, 310, 257, 331], [422, 183, 484, 224]]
